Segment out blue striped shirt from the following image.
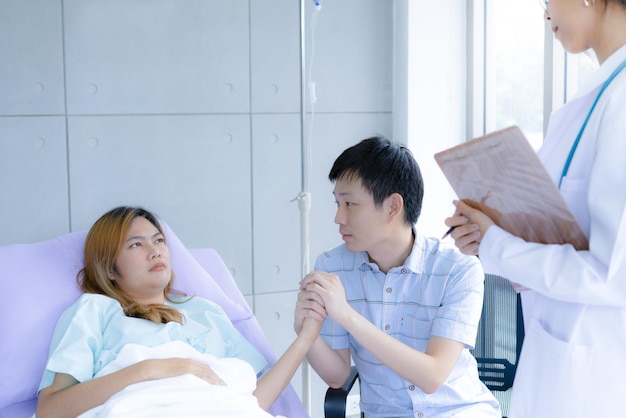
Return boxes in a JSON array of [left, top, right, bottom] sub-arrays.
[[317, 232, 500, 417]]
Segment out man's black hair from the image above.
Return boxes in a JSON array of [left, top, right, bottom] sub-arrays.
[[329, 136, 424, 225]]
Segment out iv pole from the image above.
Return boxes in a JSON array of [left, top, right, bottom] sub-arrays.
[[297, 0, 312, 415]]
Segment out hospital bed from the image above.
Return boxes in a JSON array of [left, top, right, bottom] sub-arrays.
[[0, 223, 309, 418]]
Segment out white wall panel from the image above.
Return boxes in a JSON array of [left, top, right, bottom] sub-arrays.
[[0, 0, 65, 115], [63, 0, 250, 115], [0, 117, 69, 245], [67, 115, 254, 294], [250, 0, 301, 113], [252, 114, 301, 294], [304, 0, 393, 113]]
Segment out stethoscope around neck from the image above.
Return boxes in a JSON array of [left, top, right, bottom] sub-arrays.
[[558, 59, 626, 189]]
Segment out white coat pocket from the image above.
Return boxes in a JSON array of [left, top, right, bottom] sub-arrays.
[[509, 319, 592, 417]]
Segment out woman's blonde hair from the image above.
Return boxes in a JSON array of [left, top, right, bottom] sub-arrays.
[[78, 206, 184, 324]]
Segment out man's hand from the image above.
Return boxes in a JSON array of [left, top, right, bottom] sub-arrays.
[[294, 285, 327, 334], [299, 271, 351, 326]]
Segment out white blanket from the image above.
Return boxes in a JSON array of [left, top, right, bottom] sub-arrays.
[[78, 341, 279, 418]]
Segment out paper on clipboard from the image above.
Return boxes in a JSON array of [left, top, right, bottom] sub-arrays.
[[434, 125, 588, 251]]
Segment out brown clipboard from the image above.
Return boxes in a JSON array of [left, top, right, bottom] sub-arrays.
[[434, 125, 589, 250]]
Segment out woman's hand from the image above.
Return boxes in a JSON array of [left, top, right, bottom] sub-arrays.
[[444, 200, 495, 256], [300, 316, 324, 339], [294, 286, 327, 334], [37, 358, 227, 418], [299, 271, 352, 326], [140, 358, 226, 386]]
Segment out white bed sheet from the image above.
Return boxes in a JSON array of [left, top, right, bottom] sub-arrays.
[[75, 341, 282, 418]]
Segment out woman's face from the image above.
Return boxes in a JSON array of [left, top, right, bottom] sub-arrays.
[[111, 216, 172, 304], [545, 0, 600, 54]]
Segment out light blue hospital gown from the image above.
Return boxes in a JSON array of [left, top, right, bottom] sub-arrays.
[[38, 293, 267, 392]]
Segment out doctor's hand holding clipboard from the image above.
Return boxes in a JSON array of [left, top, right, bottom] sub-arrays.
[[436, 125, 589, 257]]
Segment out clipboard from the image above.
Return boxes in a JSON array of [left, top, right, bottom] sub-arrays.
[[434, 125, 588, 250]]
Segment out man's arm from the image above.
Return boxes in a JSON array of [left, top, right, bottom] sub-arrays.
[[305, 337, 352, 389], [334, 305, 463, 393], [301, 271, 464, 394]]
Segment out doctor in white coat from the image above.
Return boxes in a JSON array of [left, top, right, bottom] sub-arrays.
[[445, 0, 626, 416]]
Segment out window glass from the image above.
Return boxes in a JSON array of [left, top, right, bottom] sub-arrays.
[[486, 0, 545, 149]]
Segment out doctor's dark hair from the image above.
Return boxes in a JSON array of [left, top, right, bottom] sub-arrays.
[[78, 206, 183, 324], [329, 136, 424, 225]]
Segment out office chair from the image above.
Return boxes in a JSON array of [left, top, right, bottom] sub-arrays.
[[472, 274, 524, 417]]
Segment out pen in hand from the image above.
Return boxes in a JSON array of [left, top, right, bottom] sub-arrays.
[[441, 226, 456, 240], [443, 202, 466, 239]]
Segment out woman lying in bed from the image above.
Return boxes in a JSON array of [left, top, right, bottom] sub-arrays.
[[35, 206, 323, 418]]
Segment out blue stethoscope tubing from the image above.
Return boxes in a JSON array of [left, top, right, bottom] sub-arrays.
[[559, 59, 626, 188]]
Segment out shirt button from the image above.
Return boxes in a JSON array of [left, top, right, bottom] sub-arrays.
[[401, 268, 408, 274], [417, 412, 424, 418], [409, 385, 415, 391], [384, 324, 390, 330], [386, 287, 392, 293]]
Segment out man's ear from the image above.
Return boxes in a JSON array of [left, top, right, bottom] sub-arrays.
[[386, 193, 404, 221]]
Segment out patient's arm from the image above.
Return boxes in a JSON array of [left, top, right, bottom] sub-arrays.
[[36, 358, 225, 418], [254, 317, 321, 411], [294, 287, 352, 388]]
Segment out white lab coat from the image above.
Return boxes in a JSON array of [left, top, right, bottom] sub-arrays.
[[479, 43, 626, 417]]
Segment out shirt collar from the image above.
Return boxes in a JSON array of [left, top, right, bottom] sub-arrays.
[[356, 227, 425, 274]]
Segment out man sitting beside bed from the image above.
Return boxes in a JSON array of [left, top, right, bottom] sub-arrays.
[[35, 206, 322, 418]]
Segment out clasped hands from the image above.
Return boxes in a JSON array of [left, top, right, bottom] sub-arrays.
[[294, 271, 352, 335]]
